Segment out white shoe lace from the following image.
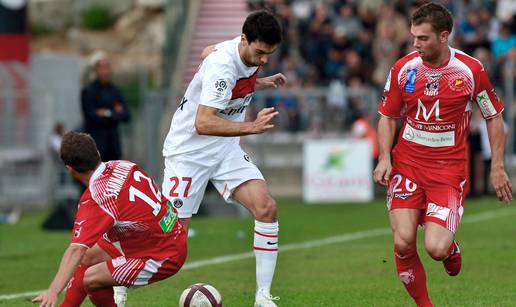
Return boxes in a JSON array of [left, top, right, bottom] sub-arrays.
[[255, 291, 280, 307]]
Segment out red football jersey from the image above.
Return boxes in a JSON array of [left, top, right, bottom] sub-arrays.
[[378, 48, 503, 171], [71, 161, 184, 259]]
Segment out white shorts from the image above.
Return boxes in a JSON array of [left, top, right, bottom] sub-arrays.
[[162, 146, 264, 218]]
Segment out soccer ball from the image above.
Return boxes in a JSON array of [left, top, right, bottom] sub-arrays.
[[179, 283, 223, 307]]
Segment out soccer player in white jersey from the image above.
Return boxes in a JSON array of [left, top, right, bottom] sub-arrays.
[[373, 3, 512, 306], [162, 10, 286, 307]]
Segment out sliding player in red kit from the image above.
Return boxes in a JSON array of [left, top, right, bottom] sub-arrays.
[[33, 132, 186, 307], [373, 3, 512, 307]]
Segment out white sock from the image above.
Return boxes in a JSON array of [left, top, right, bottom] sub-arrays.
[[254, 220, 279, 297]]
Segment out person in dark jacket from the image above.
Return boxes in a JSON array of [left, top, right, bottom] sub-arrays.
[[81, 52, 130, 161]]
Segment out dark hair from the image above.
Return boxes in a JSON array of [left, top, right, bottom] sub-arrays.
[[411, 2, 453, 34], [60, 131, 101, 173], [242, 10, 282, 45]]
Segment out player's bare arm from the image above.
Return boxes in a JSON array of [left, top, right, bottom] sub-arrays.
[[195, 105, 278, 136], [201, 45, 215, 60], [32, 244, 87, 306], [486, 114, 513, 203], [373, 115, 397, 186], [255, 73, 287, 90]]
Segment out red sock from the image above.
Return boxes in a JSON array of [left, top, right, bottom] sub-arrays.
[[395, 249, 433, 307], [87, 287, 116, 307], [60, 264, 87, 307]]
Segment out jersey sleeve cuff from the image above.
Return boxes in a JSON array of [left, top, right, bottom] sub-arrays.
[[378, 110, 402, 119], [199, 101, 226, 110], [70, 242, 90, 249], [484, 108, 504, 120]]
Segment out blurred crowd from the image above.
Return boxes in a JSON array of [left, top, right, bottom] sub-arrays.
[[247, 0, 516, 134]]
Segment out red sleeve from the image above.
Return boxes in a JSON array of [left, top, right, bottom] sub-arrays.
[[70, 199, 114, 248], [474, 65, 504, 119], [378, 65, 404, 118]]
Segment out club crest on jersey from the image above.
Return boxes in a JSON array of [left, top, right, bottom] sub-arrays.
[[424, 72, 441, 96], [449, 77, 466, 92], [404, 68, 417, 93]]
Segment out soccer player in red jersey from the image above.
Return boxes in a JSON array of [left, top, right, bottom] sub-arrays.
[[33, 132, 187, 307], [373, 3, 512, 306]]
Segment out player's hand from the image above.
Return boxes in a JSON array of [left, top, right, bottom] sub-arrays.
[[257, 74, 287, 89], [490, 167, 512, 204], [32, 291, 58, 307], [252, 107, 279, 134], [114, 101, 123, 113], [373, 158, 392, 187]]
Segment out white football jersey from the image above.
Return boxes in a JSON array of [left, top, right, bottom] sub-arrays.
[[163, 37, 259, 158]]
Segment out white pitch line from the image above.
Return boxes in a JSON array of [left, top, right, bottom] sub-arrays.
[[2, 206, 515, 301]]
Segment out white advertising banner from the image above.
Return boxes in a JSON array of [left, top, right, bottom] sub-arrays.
[[303, 139, 373, 203]]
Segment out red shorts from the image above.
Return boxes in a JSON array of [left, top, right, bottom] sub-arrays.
[[101, 234, 187, 288], [387, 161, 466, 233]]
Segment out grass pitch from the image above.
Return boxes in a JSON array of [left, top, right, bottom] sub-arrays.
[[1, 197, 514, 306]]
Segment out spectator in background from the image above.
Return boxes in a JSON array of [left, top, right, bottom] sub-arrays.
[[491, 23, 516, 60], [351, 111, 378, 161], [81, 51, 130, 161]]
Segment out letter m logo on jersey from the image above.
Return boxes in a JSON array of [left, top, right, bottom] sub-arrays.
[[415, 99, 442, 122]]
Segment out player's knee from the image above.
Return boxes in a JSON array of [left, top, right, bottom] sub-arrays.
[[393, 236, 416, 256], [254, 197, 277, 222], [81, 253, 95, 268], [425, 241, 449, 261], [83, 270, 101, 291]]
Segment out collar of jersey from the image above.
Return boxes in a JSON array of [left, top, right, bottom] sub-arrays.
[[88, 162, 106, 192]]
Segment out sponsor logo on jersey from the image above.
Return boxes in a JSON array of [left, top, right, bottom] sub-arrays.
[[476, 90, 496, 117], [394, 192, 413, 200], [112, 256, 127, 268], [215, 79, 228, 92], [172, 198, 183, 209], [179, 97, 188, 110], [219, 104, 248, 116], [244, 154, 251, 162], [449, 77, 466, 92], [404, 68, 417, 93], [426, 203, 450, 221], [402, 123, 455, 147], [415, 99, 442, 121], [213, 79, 229, 98]]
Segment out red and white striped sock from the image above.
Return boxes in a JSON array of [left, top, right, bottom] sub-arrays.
[[254, 220, 279, 296]]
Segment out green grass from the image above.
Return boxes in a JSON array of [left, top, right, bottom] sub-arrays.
[[0, 198, 514, 306]]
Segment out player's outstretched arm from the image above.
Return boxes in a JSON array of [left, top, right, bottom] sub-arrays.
[[195, 105, 278, 136], [256, 73, 287, 90], [32, 244, 87, 307], [486, 114, 513, 203], [201, 45, 215, 60], [373, 115, 397, 187]]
